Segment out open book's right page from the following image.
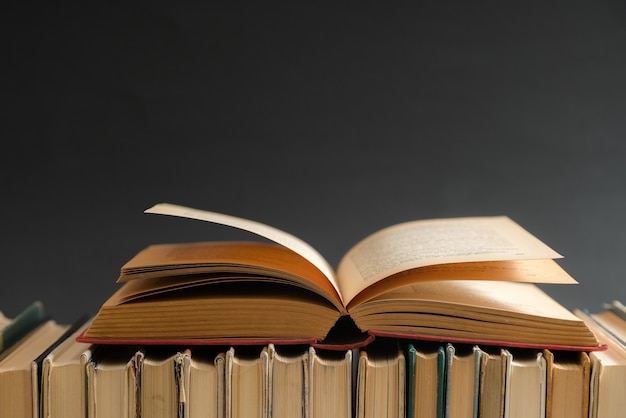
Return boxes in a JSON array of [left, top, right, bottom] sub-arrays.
[[336, 216, 574, 307]]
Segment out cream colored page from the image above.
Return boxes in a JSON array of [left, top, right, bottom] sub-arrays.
[[336, 216, 563, 305], [144, 203, 340, 297], [370, 281, 578, 321]]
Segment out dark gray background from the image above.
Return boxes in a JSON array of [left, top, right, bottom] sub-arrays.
[[2, 2, 625, 323]]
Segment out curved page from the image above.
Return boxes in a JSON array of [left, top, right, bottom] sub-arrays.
[[144, 203, 340, 300]]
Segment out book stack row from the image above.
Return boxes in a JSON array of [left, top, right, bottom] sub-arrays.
[[1, 204, 618, 417], [1, 300, 626, 418]]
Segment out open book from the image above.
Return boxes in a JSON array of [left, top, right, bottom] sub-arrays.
[[78, 203, 602, 351]]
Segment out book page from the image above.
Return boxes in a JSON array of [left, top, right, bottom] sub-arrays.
[[144, 203, 340, 296], [336, 216, 565, 305], [362, 281, 581, 322], [346, 259, 576, 309]]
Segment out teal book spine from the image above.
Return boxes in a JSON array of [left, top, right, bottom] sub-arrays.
[[0, 300, 45, 352], [437, 345, 447, 418]]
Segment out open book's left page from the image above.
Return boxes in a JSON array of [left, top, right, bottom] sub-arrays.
[[114, 241, 343, 311], [144, 203, 341, 296]]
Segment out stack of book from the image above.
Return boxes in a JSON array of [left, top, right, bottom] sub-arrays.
[[0, 203, 622, 418]]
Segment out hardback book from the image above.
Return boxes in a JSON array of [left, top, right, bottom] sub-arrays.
[[542, 349, 590, 418], [587, 303, 626, 347], [41, 318, 94, 418], [502, 349, 547, 418], [603, 300, 626, 323], [187, 349, 225, 418], [0, 300, 45, 353], [85, 345, 144, 418], [78, 203, 601, 350], [307, 347, 353, 418], [477, 347, 506, 418], [355, 344, 405, 418], [0, 309, 9, 329], [444, 344, 481, 418], [139, 348, 190, 418], [0, 319, 70, 418], [405, 343, 445, 418], [225, 346, 269, 418], [574, 309, 626, 418], [267, 344, 308, 418]]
